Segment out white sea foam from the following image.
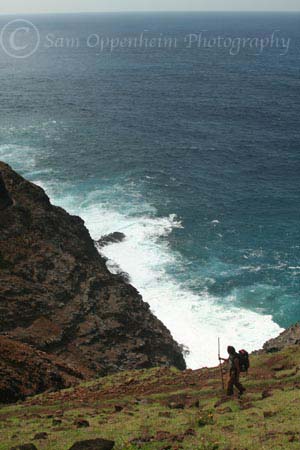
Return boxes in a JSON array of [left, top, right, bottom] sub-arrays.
[[50, 192, 283, 369]]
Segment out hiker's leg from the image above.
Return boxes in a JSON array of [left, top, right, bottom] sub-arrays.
[[234, 374, 245, 393], [227, 373, 234, 395]]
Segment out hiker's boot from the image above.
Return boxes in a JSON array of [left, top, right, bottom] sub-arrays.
[[238, 387, 246, 398]]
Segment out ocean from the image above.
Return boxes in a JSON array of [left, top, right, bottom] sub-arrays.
[[0, 12, 299, 368]]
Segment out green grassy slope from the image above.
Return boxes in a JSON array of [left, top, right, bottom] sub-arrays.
[[1, 346, 300, 450]]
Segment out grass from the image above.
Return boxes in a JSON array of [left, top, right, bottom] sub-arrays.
[[1, 346, 300, 449]]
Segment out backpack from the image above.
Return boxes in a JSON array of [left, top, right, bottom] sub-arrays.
[[238, 349, 250, 372]]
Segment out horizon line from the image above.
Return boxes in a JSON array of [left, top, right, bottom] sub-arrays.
[[0, 10, 300, 16]]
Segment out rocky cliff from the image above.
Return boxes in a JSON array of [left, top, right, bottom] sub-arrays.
[[0, 161, 185, 400], [263, 323, 300, 353]]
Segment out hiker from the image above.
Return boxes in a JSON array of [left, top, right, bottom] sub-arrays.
[[220, 346, 246, 396]]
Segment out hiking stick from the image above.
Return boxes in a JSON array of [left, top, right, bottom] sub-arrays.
[[218, 337, 225, 390]]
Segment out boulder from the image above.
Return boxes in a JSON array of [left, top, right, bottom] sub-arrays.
[[97, 232, 126, 248], [68, 438, 115, 450], [114, 405, 124, 412], [74, 419, 90, 428], [168, 401, 185, 410], [33, 432, 48, 440], [11, 445, 38, 450]]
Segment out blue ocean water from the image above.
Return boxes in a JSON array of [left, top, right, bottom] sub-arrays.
[[0, 12, 299, 367]]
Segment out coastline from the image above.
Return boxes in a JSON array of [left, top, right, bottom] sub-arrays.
[[0, 158, 284, 369]]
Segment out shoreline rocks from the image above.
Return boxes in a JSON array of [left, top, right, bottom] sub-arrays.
[[263, 323, 300, 353], [96, 232, 126, 248]]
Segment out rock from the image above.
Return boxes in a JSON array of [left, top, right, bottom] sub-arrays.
[[0, 172, 13, 210], [158, 412, 171, 418], [171, 434, 185, 443], [11, 445, 38, 450], [97, 232, 126, 248], [217, 407, 232, 414], [74, 419, 90, 428], [186, 399, 200, 408], [0, 162, 186, 403], [33, 432, 48, 440], [286, 433, 299, 443], [168, 402, 185, 410], [68, 439, 115, 450], [263, 411, 277, 418], [261, 390, 273, 399], [114, 405, 124, 412], [156, 431, 171, 441], [263, 323, 300, 353], [184, 429, 196, 436], [52, 419, 62, 426], [130, 436, 153, 445]]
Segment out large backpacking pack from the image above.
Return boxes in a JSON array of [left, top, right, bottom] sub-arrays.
[[237, 349, 250, 372]]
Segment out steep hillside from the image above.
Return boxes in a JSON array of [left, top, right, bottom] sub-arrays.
[[0, 161, 185, 400], [0, 336, 85, 404], [0, 343, 299, 449]]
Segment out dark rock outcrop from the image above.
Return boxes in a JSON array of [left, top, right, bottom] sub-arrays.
[[263, 323, 300, 353], [0, 171, 13, 210], [68, 439, 115, 450], [0, 161, 185, 401], [97, 232, 126, 248], [11, 445, 38, 450]]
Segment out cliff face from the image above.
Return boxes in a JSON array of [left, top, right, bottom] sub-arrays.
[[0, 172, 13, 210], [0, 162, 185, 390]]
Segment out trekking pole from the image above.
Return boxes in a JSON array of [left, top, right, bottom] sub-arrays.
[[218, 337, 225, 390]]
